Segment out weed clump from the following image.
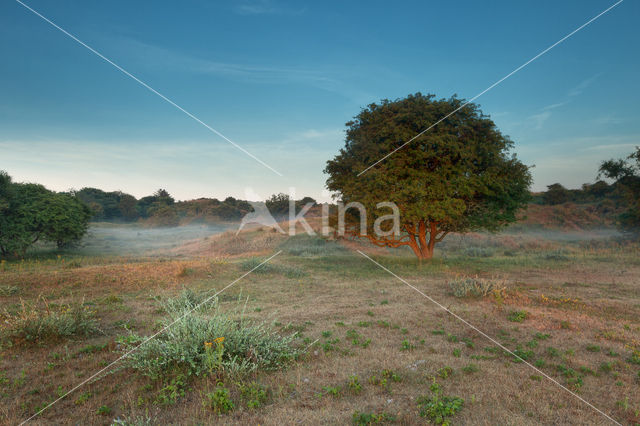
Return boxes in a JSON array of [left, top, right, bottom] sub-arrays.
[[448, 277, 505, 298], [203, 383, 234, 413], [0, 285, 19, 296], [417, 380, 464, 424], [507, 310, 528, 323], [347, 375, 362, 394], [1, 298, 98, 343], [117, 290, 300, 379], [238, 381, 269, 409], [352, 410, 396, 425]]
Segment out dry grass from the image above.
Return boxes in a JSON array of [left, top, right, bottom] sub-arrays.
[[1, 227, 639, 425]]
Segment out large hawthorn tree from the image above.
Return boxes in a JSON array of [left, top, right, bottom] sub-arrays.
[[325, 93, 532, 259]]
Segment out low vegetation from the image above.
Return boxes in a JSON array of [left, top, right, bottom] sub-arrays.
[[0, 224, 639, 424], [1, 298, 98, 343], [448, 277, 505, 298], [117, 290, 300, 378], [417, 380, 464, 424]]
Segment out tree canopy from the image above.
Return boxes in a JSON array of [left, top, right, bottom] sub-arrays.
[[599, 147, 640, 234], [542, 183, 570, 205], [265, 193, 317, 217], [325, 93, 532, 259], [0, 171, 92, 257]]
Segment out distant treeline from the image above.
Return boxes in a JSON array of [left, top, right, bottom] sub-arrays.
[[70, 188, 253, 226], [71, 188, 318, 226], [46, 181, 637, 226], [532, 180, 626, 206]]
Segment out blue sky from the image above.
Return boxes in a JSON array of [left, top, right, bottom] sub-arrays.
[[1, 0, 638, 201]]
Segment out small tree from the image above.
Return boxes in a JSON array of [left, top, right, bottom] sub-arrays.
[[266, 193, 290, 216], [154, 189, 175, 205], [37, 193, 92, 248], [147, 204, 179, 227], [0, 172, 92, 256], [542, 183, 570, 205], [598, 147, 640, 234], [118, 193, 139, 221], [325, 93, 532, 259]]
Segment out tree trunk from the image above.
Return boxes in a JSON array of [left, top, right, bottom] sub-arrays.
[[407, 220, 437, 259], [362, 220, 443, 260]]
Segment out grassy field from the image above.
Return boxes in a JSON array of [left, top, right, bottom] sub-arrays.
[[1, 224, 639, 425]]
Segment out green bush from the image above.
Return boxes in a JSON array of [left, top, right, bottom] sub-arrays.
[[448, 277, 505, 298], [117, 290, 300, 379]]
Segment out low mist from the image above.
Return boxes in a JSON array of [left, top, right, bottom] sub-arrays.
[[74, 223, 233, 256]]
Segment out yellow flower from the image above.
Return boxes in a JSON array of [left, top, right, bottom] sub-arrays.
[[204, 341, 213, 349], [214, 337, 225, 344]]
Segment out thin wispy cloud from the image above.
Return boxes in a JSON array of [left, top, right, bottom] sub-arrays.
[[528, 110, 552, 130], [118, 38, 328, 84], [295, 128, 343, 141], [542, 101, 569, 111], [525, 73, 604, 130], [568, 73, 601, 97], [110, 37, 372, 103], [234, 0, 305, 16]]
